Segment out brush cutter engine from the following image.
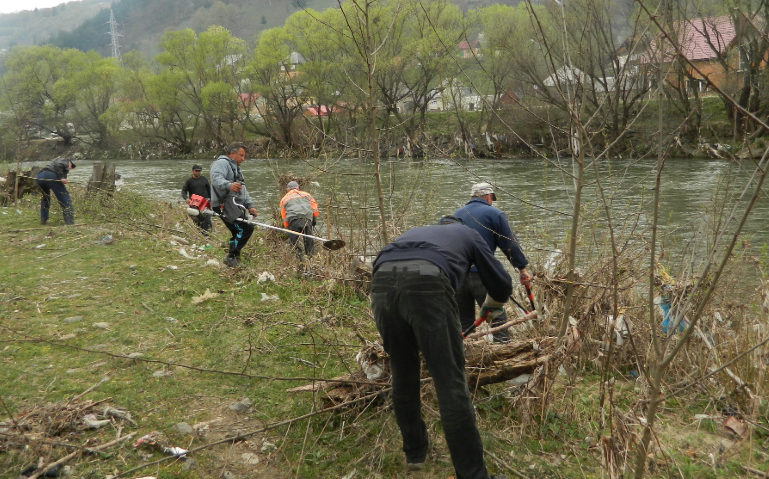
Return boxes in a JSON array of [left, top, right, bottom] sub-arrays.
[[188, 194, 210, 212], [186, 194, 215, 217]]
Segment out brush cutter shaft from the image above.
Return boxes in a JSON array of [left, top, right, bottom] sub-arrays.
[[239, 218, 327, 242], [237, 218, 345, 250], [187, 204, 345, 250]]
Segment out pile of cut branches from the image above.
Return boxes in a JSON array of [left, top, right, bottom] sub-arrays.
[[1, 395, 136, 479]]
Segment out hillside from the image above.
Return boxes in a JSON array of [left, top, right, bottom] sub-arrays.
[[0, 0, 525, 58], [0, 0, 109, 50]]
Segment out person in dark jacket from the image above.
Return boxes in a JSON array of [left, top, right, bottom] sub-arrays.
[[182, 164, 212, 235], [371, 216, 511, 479], [210, 143, 258, 267], [454, 182, 531, 342], [35, 157, 75, 225]]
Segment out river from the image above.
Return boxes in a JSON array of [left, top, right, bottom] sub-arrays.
[[51, 155, 769, 265]]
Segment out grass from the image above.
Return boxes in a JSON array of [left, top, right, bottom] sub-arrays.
[[2, 186, 768, 478]]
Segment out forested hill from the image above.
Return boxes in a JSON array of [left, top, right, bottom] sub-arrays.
[[0, 0, 527, 57]]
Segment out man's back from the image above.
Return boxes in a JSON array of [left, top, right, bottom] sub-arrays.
[[454, 198, 527, 270], [374, 222, 512, 300]]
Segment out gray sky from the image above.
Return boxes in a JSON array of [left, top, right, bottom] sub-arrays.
[[0, 0, 83, 15]]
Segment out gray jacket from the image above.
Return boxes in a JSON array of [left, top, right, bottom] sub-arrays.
[[209, 155, 253, 209]]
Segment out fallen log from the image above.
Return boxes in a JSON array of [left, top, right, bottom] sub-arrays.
[[1, 168, 42, 205], [289, 315, 579, 410]]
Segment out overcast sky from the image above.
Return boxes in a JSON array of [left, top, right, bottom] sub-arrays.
[[0, 1, 83, 15]]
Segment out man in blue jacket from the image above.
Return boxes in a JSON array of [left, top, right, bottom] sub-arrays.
[[35, 157, 75, 225], [371, 216, 510, 479], [210, 143, 258, 267], [454, 182, 530, 342]]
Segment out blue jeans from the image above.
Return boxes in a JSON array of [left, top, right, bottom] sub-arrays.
[[371, 260, 490, 479], [36, 170, 74, 225]]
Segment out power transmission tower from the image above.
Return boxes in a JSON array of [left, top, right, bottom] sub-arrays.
[[107, 9, 122, 64]]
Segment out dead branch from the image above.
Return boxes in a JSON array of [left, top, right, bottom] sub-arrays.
[[27, 432, 136, 479]]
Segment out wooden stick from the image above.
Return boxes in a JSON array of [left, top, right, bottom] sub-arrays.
[[742, 465, 769, 478], [693, 324, 755, 400], [465, 311, 539, 340], [27, 432, 135, 479], [67, 376, 109, 405]]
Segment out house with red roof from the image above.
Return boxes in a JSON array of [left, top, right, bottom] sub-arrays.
[[642, 15, 762, 95], [458, 39, 480, 59]]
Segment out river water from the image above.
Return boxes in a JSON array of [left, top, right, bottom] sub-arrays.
[[52, 155, 769, 265]]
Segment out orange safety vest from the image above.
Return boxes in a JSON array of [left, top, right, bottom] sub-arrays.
[[279, 189, 319, 227]]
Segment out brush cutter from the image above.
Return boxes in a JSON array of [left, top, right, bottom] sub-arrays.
[[186, 195, 345, 251]]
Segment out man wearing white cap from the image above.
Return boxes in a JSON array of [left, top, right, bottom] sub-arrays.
[[454, 182, 531, 342]]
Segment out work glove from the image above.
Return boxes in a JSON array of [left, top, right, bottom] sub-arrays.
[[479, 294, 505, 323]]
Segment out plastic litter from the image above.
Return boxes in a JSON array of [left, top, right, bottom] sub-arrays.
[[192, 289, 218, 304], [133, 431, 188, 457], [260, 293, 279, 302], [508, 374, 531, 386], [257, 271, 275, 283], [178, 248, 197, 259], [83, 413, 111, 429]]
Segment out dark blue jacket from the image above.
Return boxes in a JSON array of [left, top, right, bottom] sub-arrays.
[[454, 198, 528, 270], [373, 223, 512, 302]]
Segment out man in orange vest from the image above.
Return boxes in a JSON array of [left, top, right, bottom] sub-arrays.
[[279, 180, 319, 258]]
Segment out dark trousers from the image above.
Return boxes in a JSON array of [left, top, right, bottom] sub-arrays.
[[287, 217, 314, 257], [36, 171, 74, 225], [219, 215, 253, 257], [192, 214, 212, 236], [371, 260, 490, 479], [456, 271, 509, 342]]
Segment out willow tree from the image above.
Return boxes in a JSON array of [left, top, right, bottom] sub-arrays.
[[0, 45, 84, 145], [153, 26, 246, 150], [246, 25, 310, 147], [57, 52, 122, 146], [334, 0, 398, 245], [284, 7, 349, 144], [398, 0, 463, 140]]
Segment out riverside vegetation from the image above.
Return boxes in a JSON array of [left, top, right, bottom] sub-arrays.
[[2, 181, 769, 478]]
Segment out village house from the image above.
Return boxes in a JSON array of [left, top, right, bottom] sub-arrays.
[[642, 14, 763, 95], [458, 39, 480, 59]]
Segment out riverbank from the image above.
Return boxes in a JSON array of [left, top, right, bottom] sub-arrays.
[[3, 111, 757, 165], [2, 188, 766, 478]]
